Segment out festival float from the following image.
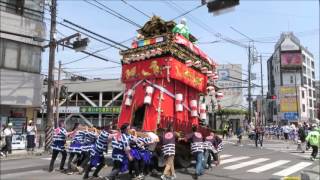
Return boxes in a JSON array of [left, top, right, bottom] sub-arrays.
[[118, 16, 220, 167]]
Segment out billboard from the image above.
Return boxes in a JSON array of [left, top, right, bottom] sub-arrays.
[[281, 52, 302, 68], [280, 87, 296, 98], [217, 69, 230, 80], [280, 98, 298, 112]]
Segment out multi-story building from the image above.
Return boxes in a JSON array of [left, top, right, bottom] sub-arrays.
[[213, 64, 245, 132], [41, 79, 124, 130], [0, 0, 46, 133], [267, 32, 316, 124], [316, 81, 320, 120]]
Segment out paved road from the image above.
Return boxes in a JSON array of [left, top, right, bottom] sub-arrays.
[[1, 142, 319, 180]]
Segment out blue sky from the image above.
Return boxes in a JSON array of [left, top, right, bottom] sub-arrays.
[[42, 0, 319, 96]]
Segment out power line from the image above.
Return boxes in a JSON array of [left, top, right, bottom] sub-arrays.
[[84, 0, 142, 28], [120, 0, 151, 18], [171, 4, 204, 20], [58, 43, 121, 65], [63, 19, 129, 49], [62, 36, 133, 65]]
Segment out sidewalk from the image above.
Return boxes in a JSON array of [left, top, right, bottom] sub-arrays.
[[1, 148, 46, 160]]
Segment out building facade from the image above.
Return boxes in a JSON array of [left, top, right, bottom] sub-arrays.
[[41, 79, 125, 130], [213, 64, 245, 132], [267, 32, 316, 124], [316, 81, 320, 120], [0, 0, 46, 133]]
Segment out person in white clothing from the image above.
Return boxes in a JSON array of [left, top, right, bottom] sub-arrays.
[[26, 120, 37, 152], [3, 123, 16, 154]]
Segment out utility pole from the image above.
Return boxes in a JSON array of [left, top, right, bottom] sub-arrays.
[[45, 0, 57, 151], [260, 55, 264, 125], [248, 43, 252, 125], [55, 61, 62, 124]]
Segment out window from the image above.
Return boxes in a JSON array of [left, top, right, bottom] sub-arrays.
[[302, 104, 306, 112], [20, 45, 41, 73], [307, 58, 310, 66], [0, 0, 44, 20], [309, 99, 312, 107], [290, 76, 294, 83], [303, 76, 307, 85], [303, 66, 306, 74], [312, 71, 315, 79], [1, 39, 41, 73], [302, 54, 306, 63], [313, 90, 316, 98], [302, 91, 305, 98], [4, 40, 19, 69], [308, 78, 311, 86], [0, 39, 4, 66], [309, 89, 312, 97], [311, 61, 314, 69]]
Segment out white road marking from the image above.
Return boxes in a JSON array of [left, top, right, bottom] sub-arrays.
[[224, 158, 269, 170], [247, 160, 290, 173], [273, 162, 313, 177], [220, 154, 232, 159], [220, 156, 250, 165]]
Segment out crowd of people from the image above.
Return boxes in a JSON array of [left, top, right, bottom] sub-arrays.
[[245, 122, 320, 160], [0, 120, 37, 157], [48, 121, 223, 180]]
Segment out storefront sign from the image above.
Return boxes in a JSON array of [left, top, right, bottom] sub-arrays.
[[280, 98, 298, 112], [80, 106, 121, 114], [283, 112, 298, 121], [280, 86, 297, 98]]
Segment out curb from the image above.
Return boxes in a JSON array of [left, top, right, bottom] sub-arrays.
[[0, 151, 48, 161]]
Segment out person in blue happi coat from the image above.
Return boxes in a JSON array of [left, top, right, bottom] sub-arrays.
[[66, 123, 86, 174], [83, 127, 113, 179], [105, 123, 133, 180], [49, 121, 71, 172]]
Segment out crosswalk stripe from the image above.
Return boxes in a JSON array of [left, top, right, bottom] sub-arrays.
[[224, 158, 269, 170], [273, 162, 313, 177], [247, 160, 290, 173], [220, 156, 250, 165], [220, 154, 232, 159]]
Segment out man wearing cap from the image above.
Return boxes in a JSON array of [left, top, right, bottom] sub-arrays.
[[3, 123, 16, 154], [306, 124, 320, 161], [26, 120, 37, 152]]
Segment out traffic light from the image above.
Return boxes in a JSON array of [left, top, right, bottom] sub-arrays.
[[73, 37, 89, 52], [206, 0, 240, 13], [271, 95, 277, 100]]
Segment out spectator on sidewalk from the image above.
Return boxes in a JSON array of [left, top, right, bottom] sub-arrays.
[[282, 124, 290, 143], [222, 124, 229, 139], [26, 120, 37, 153], [297, 123, 306, 153], [254, 125, 264, 148], [236, 126, 244, 146], [305, 124, 320, 161], [3, 123, 16, 155]]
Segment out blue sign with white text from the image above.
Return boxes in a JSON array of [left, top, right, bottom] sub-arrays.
[[284, 112, 298, 121]]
